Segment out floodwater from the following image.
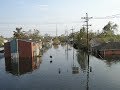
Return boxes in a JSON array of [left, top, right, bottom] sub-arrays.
[[0, 44, 120, 90]]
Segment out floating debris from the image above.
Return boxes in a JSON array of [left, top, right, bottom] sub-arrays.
[[50, 55, 52, 58]]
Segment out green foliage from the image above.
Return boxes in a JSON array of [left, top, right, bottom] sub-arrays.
[[13, 27, 27, 39], [102, 21, 118, 36], [52, 37, 60, 45], [13, 28, 42, 41], [43, 34, 52, 42], [98, 21, 119, 42], [0, 36, 4, 47], [28, 29, 42, 41], [59, 34, 67, 42], [74, 27, 88, 48], [66, 21, 119, 51]]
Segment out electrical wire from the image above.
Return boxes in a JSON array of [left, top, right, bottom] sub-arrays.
[[92, 14, 120, 19]]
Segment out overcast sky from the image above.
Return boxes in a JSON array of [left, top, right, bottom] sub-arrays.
[[0, 0, 120, 37]]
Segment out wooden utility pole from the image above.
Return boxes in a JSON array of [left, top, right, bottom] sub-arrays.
[[81, 13, 92, 90], [70, 27, 75, 44], [81, 13, 92, 52], [70, 27, 75, 67]]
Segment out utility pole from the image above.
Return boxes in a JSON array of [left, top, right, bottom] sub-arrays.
[[56, 24, 58, 37], [81, 13, 92, 90], [70, 27, 75, 67], [70, 27, 75, 44], [81, 13, 92, 52], [65, 30, 67, 42]]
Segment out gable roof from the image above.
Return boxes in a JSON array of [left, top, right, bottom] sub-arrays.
[[90, 38, 104, 47], [100, 42, 120, 51]]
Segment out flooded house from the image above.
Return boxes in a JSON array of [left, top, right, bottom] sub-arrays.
[[99, 42, 120, 57], [4, 39, 42, 75], [89, 38, 103, 55], [90, 40, 120, 58], [4, 39, 42, 58]]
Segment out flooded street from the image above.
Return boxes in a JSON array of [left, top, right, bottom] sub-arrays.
[[0, 44, 120, 90]]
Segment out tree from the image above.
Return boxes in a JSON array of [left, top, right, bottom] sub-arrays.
[[103, 21, 118, 36], [73, 27, 88, 50], [59, 34, 66, 42], [13, 28, 42, 41], [16, 27, 22, 33], [43, 33, 52, 42], [52, 37, 60, 45], [28, 29, 42, 41], [13, 27, 27, 39], [88, 31, 96, 40], [99, 21, 118, 42], [0, 36, 4, 46]]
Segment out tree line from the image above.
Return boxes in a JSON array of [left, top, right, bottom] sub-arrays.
[[71, 21, 119, 50], [0, 21, 119, 47]]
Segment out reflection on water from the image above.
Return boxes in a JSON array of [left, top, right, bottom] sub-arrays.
[[72, 46, 80, 74], [104, 56, 120, 67], [96, 54, 120, 67], [77, 50, 88, 72], [72, 66, 79, 74], [53, 45, 59, 49], [1, 45, 120, 90], [5, 56, 42, 76], [0, 53, 4, 59]]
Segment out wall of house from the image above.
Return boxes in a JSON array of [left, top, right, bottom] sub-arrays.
[[4, 42, 11, 58], [105, 50, 120, 56], [100, 50, 120, 57], [18, 40, 33, 58], [19, 57, 32, 75]]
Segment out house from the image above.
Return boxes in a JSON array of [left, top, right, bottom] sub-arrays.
[[99, 42, 120, 57], [89, 38, 102, 48], [4, 39, 42, 67], [89, 38, 103, 55], [4, 39, 42, 75], [4, 39, 42, 58]]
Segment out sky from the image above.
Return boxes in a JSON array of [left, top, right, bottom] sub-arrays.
[[0, 0, 120, 37]]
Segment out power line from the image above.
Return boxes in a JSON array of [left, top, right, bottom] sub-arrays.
[[92, 14, 120, 19], [93, 16, 116, 19]]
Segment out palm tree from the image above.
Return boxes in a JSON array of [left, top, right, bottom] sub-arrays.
[[13, 27, 23, 39]]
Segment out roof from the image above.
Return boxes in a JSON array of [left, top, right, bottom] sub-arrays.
[[100, 42, 120, 51], [89, 38, 104, 47]]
